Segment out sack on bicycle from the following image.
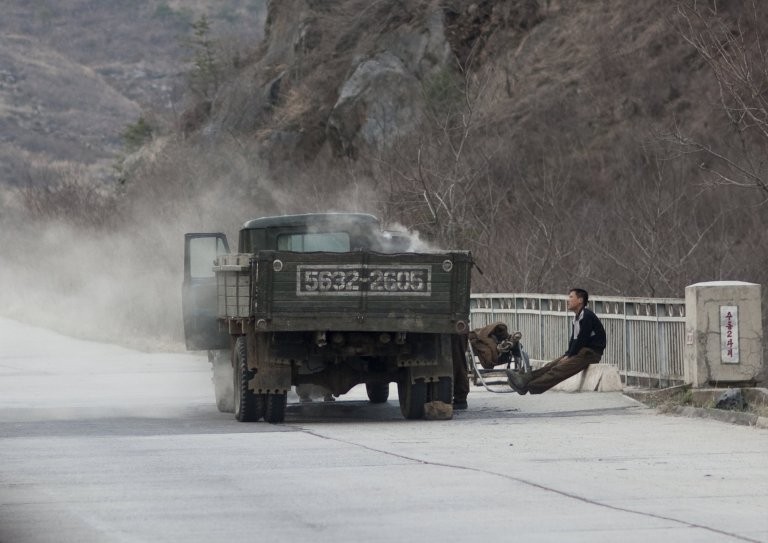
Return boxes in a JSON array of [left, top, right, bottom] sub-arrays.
[[468, 322, 522, 370]]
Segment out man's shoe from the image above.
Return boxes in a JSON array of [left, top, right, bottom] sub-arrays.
[[505, 369, 530, 395], [453, 400, 468, 410]]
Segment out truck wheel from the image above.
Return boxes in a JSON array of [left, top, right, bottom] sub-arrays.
[[398, 372, 426, 420], [264, 392, 287, 424], [209, 349, 234, 413], [366, 382, 390, 403], [234, 337, 262, 422], [428, 377, 453, 404]]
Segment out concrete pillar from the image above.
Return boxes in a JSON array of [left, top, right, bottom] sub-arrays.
[[684, 281, 763, 387]]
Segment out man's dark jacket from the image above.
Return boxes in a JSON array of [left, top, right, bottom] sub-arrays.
[[566, 306, 606, 357]]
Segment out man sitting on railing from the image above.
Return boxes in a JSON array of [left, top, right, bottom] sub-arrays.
[[506, 288, 606, 395]]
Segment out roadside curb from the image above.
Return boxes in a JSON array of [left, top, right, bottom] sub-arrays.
[[623, 387, 768, 429], [656, 404, 768, 429]]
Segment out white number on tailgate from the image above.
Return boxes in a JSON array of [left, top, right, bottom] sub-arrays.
[[296, 266, 432, 296]]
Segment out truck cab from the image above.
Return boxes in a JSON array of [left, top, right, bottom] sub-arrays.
[[238, 213, 385, 253]]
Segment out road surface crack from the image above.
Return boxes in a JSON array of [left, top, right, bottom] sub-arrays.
[[298, 427, 761, 543]]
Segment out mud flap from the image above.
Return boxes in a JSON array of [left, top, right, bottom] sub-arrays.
[[248, 331, 292, 394], [405, 334, 453, 383]]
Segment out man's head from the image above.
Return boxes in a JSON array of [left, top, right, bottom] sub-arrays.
[[567, 288, 589, 312]]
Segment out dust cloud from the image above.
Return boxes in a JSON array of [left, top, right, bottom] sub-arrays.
[[0, 149, 423, 352], [0, 157, 280, 351], [1, 195, 201, 351]]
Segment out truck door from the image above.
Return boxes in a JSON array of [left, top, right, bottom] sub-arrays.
[[182, 233, 230, 350]]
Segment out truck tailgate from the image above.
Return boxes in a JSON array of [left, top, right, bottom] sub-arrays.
[[252, 250, 471, 333]]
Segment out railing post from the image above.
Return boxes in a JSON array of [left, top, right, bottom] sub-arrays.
[[656, 304, 662, 388], [539, 296, 545, 362], [624, 301, 630, 386]]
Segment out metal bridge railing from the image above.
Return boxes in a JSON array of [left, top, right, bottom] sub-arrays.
[[470, 293, 686, 388]]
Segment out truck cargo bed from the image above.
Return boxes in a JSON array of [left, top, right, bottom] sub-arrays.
[[216, 250, 471, 334]]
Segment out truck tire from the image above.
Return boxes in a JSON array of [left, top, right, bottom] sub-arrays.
[[398, 371, 426, 420], [366, 382, 390, 403], [234, 337, 263, 422], [264, 392, 287, 424], [209, 349, 234, 413]]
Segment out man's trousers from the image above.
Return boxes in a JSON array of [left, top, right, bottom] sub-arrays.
[[525, 348, 602, 394]]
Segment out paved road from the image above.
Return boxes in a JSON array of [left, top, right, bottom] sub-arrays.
[[1, 317, 766, 543]]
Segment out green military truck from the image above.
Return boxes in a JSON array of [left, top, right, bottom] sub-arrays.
[[182, 213, 472, 423]]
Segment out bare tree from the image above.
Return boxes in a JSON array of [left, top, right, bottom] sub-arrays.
[[673, 0, 768, 200], [592, 141, 723, 297], [375, 60, 503, 251], [484, 137, 582, 293], [19, 164, 119, 230]]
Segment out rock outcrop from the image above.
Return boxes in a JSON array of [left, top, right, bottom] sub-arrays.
[[210, 0, 542, 161]]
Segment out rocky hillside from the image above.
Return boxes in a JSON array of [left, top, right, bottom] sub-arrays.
[[188, 1, 715, 168], [164, 0, 768, 294], [193, 0, 544, 162], [0, 0, 266, 186]]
